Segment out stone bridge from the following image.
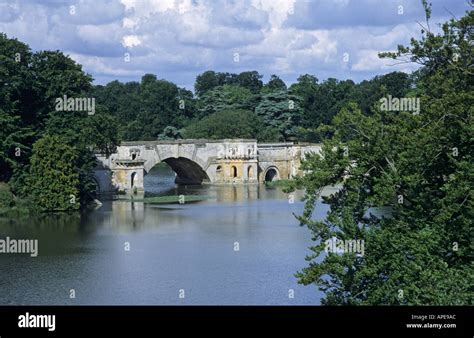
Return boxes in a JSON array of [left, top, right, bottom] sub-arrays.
[[94, 139, 321, 194]]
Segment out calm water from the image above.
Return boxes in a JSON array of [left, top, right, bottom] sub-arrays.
[[0, 165, 328, 305]]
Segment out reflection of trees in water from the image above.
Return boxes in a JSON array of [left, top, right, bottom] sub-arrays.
[[0, 211, 111, 238], [0, 212, 81, 233], [0, 212, 99, 255]]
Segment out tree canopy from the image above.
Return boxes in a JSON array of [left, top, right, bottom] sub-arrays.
[[0, 33, 119, 209], [290, 5, 473, 305]]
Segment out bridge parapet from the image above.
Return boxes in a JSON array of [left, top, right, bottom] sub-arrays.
[[217, 140, 257, 160]]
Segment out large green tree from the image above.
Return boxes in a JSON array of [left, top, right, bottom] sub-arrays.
[[352, 72, 412, 115], [92, 80, 141, 130], [196, 84, 253, 119], [292, 77, 355, 129], [262, 74, 287, 93], [0, 33, 119, 210], [194, 70, 263, 97], [194, 70, 230, 97], [0, 34, 35, 180], [28, 135, 81, 211], [292, 4, 473, 305], [43, 108, 120, 203], [289, 72, 412, 142], [184, 109, 277, 141], [255, 90, 303, 141]]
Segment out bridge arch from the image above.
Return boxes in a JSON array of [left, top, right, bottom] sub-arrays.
[[247, 165, 254, 179], [131, 172, 137, 188], [158, 157, 210, 185], [230, 165, 238, 178], [264, 166, 280, 182]]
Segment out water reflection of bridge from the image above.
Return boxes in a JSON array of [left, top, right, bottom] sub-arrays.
[[107, 184, 306, 231]]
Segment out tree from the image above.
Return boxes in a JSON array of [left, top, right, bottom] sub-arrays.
[[234, 71, 263, 93], [158, 126, 182, 140], [177, 87, 197, 121], [262, 74, 287, 93], [28, 135, 81, 211], [290, 72, 412, 142], [92, 80, 141, 130], [292, 4, 473, 305], [289, 75, 358, 141], [82, 112, 121, 157], [0, 33, 102, 208], [127, 74, 194, 140], [0, 183, 15, 209], [352, 72, 412, 114], [194, 70, 263, 96], [0, 110, 32, 181], [184, 109, 265, 140], [92, 76, 196, 141], [0, 34, 35, 180], [194, 70, 226, 97], [196, 84, 253, 119], [30, 50, 93, 130], [43, 108, 112, 204], [255, 90, 303, 141], [122, 120, 144, 141]]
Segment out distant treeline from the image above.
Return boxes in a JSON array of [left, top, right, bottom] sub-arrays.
[[92, 70, 413, 142]]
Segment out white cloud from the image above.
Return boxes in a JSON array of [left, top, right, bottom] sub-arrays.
[[122, 35, 141, 48], [69, 53, 144, 77], [351, 50, 390, 72], [252, 0, 295, 29], [351, 49, 417, 73], [0, 0, 466, 87]]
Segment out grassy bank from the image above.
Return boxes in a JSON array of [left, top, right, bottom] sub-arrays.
[[264, 179, 293, 188]]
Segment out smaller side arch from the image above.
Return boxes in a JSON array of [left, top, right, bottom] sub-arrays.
[[264, 166, 280, 182], [131, 172, 137, 188], [230, 165, 238, 178], [247, 165, 254, 179]]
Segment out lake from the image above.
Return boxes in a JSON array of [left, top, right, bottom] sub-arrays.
[[0, 165, 327, 305]]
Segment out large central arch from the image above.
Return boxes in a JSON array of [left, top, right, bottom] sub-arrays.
[[159, 157, 210, 185]]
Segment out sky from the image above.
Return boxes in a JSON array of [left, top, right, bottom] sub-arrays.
[[0, 0, 470, 90]]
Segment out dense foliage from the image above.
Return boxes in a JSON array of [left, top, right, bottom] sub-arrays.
[[290, 5, 473, 305], [91, 68, 413, 143], [0, 33, 120, 210], [28, 135, 81, 211], [184, 109, 275, 140]]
